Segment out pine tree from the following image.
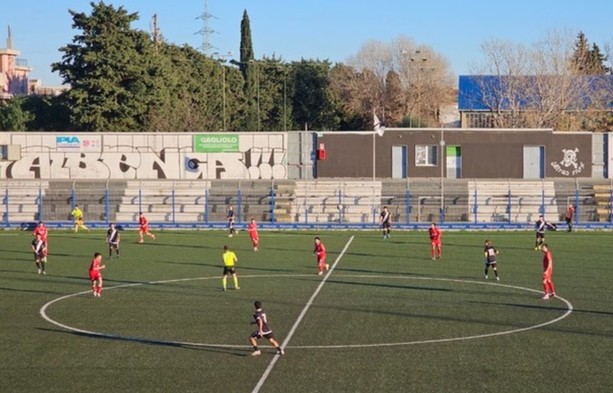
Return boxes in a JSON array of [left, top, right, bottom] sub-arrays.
[[52, 2, 157, 131], [239, 10, 259, 131]]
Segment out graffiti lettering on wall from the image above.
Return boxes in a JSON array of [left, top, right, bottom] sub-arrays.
[[4, 147, 287, 180], [550, 147, 585, 176]]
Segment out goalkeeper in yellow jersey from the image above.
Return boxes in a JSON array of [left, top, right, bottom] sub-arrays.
[[71, 204, 89, 232]]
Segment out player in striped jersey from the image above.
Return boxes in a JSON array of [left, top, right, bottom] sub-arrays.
[[249, 300, 284, 356], [107, 223, 120, 258]]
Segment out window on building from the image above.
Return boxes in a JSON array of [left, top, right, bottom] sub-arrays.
[[415, 145, 438, 166]]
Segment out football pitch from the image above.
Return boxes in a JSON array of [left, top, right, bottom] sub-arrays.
[[1, 228, 611, 393]]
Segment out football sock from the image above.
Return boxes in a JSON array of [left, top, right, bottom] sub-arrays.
[[40, 263, 45, 272], [222, 277, 227, 290], [547, 281, 556, 294], [233, 276, 239, 288], [493, 269, 498, 277], [253, 345, 258, 351]]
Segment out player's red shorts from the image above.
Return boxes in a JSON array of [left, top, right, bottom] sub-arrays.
[[431, 239, 441, 247], [542, 272, 552, 281], [317, 256, 326, 265], [89, 271, 101, 281], [250, 234, 259, 242], [139, 225, 149, 233]]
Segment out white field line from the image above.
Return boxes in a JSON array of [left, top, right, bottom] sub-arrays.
[[250, 235, 355, 393]]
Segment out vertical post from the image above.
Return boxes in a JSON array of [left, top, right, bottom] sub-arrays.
[[237, 188, 243, 224], [439, 127, 445, 224], [338, 185, 343, 224], [574, 187, 579, 226], [138, 186, 142, 215], [270, 187, 276, 223], [38, 186, 43, 222], [473, 189, 478, 224], [204, 189, 209, 224], [609, 188, 613, 223], [405, 190, 411, 224], [541, 189, 545, 216], [171, 188, 176, 224], [507, 189, 512, 223], [104, 187, 110, 225], [372, 131, 376, 225], [4, 188, 9, 227]]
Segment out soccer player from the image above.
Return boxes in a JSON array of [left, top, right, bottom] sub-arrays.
[[565, 204, 575, 232], [31, 233, 47, 275], [380, 206, 391, 239], [249, 300, 284, 356], [540, 244, 556, 300], [138, 212, 155, 243], [483, 239, 500, 281], [247, 218, 259, 251], [222, 245, 240, 291], [107, 223, 120, 258], [429, 222, 442, 260], [227, 206, 237, 237], [534, 215, 553, 250], [32, 221, 48, 246], [71, 204, 89, 232], [89, 252, 106, 297], [313, 236, 329, 275]]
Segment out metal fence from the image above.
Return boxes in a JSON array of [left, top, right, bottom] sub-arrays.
[[1, 179, 613, 228]]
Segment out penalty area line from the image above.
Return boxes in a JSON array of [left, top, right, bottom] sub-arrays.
[[251, 235, 355, 393]]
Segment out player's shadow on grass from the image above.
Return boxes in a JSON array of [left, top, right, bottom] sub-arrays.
[[36, 328, 249, 356], [470, 300, 613, 317], [191, 262, 294, 273], [139, 242, 220, 250], [0, 286, 67, 295], [310, 278, 452, 292]]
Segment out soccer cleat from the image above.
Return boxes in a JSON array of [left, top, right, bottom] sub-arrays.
[[138, 240, 144, 244], [251, 350, 261, 356], [37, 269, 42, 275], [496, 276, 500, 281], [42, 271, 46, 276], [550, 292, 556, 297], [484, 275, 488, 279], [325, 264, 330, 271], [318, 271, 323, 276], [235, 287, 240, 290], [277, 348, 285, 356], [151, 234, 156, 240], [542, 294, 550, 300], [228, 234, 233, 238]]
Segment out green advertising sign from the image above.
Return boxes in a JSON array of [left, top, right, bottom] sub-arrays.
[[193, 133, 240, 153]]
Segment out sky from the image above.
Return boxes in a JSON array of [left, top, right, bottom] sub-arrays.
[[2, 0, 613, 86]]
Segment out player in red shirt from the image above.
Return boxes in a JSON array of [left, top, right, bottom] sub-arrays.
[[429, 222, 442, 259], [540, 244, 556, 300], [88, 252, 106, 297], [32, 221, 48, 248], [247, 218, 259, 251], [138, 212, 156, 243], [565, 204, 575, 232], [313, 237, 329, 275]]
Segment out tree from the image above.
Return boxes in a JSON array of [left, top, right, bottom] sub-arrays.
[[239, 10, 258, 131], [472, 31, 613, 130], [291, 60, 340, 130], [570, 32, 611, 75], [337, 35, 455, 128], [52, 1, 157, 131], [0, 97, 31, 131]]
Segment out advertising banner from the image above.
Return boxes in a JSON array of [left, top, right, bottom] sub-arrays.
[[193, 133, 240, 153], [55, 135, 102, 152]]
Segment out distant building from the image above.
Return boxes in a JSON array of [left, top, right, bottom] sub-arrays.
[[458, 75, 613, 130], [0, 26, 31, 99]]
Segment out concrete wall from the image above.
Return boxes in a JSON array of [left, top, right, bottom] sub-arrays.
[[315, 128, 595, 179], [0, 132, 289, 180]]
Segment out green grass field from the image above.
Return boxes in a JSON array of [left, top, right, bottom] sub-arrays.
[[1, 228, 612, 393]]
